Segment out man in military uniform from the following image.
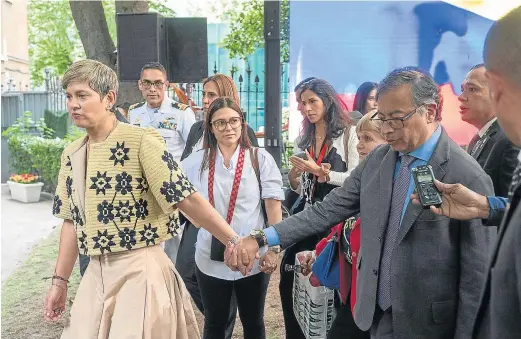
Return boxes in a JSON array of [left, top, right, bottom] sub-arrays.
[[129, 62, 196, 161], [129, 62, 196, 264]]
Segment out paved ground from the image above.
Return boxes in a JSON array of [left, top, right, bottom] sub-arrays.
[[1, 187, 61, 283]]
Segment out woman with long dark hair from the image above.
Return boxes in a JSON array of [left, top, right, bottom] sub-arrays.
[[353, 81, 378, 115], [280, 78, 359, 339], [182, 97, 284, 339]]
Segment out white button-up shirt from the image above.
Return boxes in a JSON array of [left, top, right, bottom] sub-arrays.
[[129, 97, 196, 161], [182, 146, 285, 280]]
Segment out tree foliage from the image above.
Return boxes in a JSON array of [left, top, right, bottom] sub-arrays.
[[221, 0, 289, 62], [28, 0, 174, 86]]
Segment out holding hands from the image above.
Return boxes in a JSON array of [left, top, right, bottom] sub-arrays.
[[224, 236, 281, 275]]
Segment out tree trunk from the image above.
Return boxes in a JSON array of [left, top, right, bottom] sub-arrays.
[[115, 1, 149, 14], [115, 0, 149, 106], [69, 1, 116, 70]]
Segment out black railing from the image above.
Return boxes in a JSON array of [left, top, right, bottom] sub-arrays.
[[169, 62, 290, 132]]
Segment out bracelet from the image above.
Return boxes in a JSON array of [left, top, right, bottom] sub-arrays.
[[227, 235, 240, 248], [52, 275, 69, 284], [52, 281, 67, 291]]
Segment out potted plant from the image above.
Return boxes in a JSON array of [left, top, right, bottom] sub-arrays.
[[7, 173, 44, 203]]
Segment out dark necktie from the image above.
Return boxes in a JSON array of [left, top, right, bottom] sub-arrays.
[[508, 161, 521, 201], [378, 154, 415, 310], [467, 133, 480, 155]]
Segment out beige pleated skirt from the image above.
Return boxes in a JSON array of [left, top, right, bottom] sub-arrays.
[[61, 244, 200, 339]]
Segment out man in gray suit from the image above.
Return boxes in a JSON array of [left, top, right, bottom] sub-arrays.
[[409, 6, 521, 339], [227, 68, 497, 338]]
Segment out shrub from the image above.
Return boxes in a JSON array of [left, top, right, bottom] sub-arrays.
[[2, 112, 84, 192], [44, 110, 70, 138]]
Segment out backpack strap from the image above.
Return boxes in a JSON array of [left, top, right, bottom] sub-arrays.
[[249, 147, 268, 227]]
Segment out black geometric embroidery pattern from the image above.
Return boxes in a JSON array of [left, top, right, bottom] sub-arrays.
[[115, 200, 134, 222], [66, 176, 73, 198], [115, 172, 133, 195], [139, 224, 159, 246], [118, 227, 137, 250], [166, 215, 180, 237], [134, 198, 149, 220], [109, 142, 130, 166], [71, 206, 84, 227], [162, 151, 179, 171], [90, 171, 112, 195], [66, 156, 72, 169], [92, 229, 116, 254], [136, 177, 149, 193], [97, 200, 115, 224], [78, 231, 88, 255], [52, 195, 62, 215]]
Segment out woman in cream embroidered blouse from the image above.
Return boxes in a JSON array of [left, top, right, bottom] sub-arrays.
[[44, 60, 245, 339]]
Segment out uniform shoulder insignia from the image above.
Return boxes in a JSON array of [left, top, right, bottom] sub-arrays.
[[128, 102, 145, 111], [172, 102, 189, 111]]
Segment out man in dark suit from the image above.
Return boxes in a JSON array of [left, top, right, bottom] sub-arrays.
[[408, 6, 521, 339], [459, 63, 518, 197], [228, 67, 497, 338]]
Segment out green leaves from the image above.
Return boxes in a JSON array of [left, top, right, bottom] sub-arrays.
[[221, 0, 289, 62], [2, 111, 81, 192]]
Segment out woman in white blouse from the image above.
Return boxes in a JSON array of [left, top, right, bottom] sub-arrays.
[[182, 97, 284, 339]]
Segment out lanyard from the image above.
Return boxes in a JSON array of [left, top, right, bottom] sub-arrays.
[[308, 141, 329, 167], [208, 147, 246, 224]]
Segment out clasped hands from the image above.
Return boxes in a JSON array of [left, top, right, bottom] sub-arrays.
[[224, 237, 279, 276]]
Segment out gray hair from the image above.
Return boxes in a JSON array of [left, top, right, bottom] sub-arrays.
[[62, 59, 118, 99], [484, 6, 521, 89], [377, 67, 442, 121]]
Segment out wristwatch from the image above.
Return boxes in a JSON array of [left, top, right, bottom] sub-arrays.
[[249, 229, 268, 248], [269, 245, 282, 253]]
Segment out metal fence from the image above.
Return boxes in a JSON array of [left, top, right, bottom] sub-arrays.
[[168, 62, 290, 132], [1, 74, 67, 182]]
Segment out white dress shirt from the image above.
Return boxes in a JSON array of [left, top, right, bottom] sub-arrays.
[[182, 146, 285, 280], [129, 97, 196, 161], [478, 117, 498, 138]]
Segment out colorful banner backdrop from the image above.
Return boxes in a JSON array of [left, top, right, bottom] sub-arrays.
[[288, 1, 520, 144]]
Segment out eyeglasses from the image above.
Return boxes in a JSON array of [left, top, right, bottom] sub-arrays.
[[211, 117, 243, 131], [370, 105, 424, 129], [140, 80, 165, 89]]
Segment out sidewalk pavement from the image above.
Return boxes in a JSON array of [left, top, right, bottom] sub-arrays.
[[1, 187, 61, 283]]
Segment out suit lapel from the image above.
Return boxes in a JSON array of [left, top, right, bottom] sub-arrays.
[[395, 129, 449, 244], [472, 121, 499, 160], [378, 147, 397, 236], [70, 140, 88, 219]]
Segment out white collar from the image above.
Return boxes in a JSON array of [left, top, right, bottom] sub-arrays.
[[478, 117, 497, 138], [146, 96, 173, 114], [216, 144, 241, 170]]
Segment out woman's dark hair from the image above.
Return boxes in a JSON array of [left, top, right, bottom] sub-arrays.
[[353, 82, 378, 114], [200, 97, 252, 176], [297, 78, 348, 150], [294, 77, 316, 92]]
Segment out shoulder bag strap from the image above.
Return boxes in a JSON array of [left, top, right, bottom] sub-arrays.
[[249, 147, 268, 227]]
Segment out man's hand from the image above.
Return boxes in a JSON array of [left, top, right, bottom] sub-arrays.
[[224, 236, 260, 276], [411, 180, 490, 220], [259, 250, 279, 274]]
